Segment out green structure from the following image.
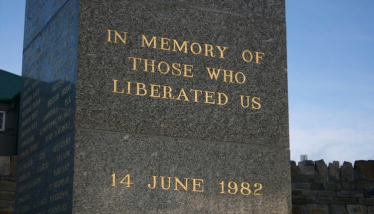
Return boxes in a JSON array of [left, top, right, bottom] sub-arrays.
[[0, 69, 21, 156]]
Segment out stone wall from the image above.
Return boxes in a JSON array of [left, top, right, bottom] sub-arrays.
[[292, 160, 374, 214], [0, 157, 17, 214]]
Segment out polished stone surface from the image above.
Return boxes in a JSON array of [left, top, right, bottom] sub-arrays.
[[24, 0, 69, 47], [170, 0, 285, 21], [15, 0, 78, 213], [73, 130, 291, 214], [16, 0, 290, 213], [77, 0, 288, 147]]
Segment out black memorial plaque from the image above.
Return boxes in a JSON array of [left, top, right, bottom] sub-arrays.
[[16, 0, 78, 213]]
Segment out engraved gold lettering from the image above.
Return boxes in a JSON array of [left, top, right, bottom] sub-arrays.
[[112, 79, 125, 94], [141, 34, 228, 59], [176, 88, 190, 102], [207, 67, 246, 84], [240, 95, 250, 108], [136, 82, 147, 96], [190, 42, 202, 55], [252, 97, 261, 110], [149, 84, 161, 98], [228, 181, 239, 194], [144, 58, 156, 73], [128, 57, 194, 78], [223, 70, 234, 83], [147, 175, 204, 192], [192, 178, 204, 192], [162, 86, 174, 99], [107, 29, 111, 42], [128, 57, 142, 70], [242, 50, 253, 62], [254, 183, 263, 196], [204, 91, 215, 104], [171, 63, 182, 76], [119, 174, 133, 187], [183, 64, 194, 78], [174, 177, 188, 191], [206, 67, 221, 81], [204, 44, 215, 57], [160, 37, 171, 50], [219, 181, 263, 196], [158, 61, 170, 74], [107, 29, 127, 44], [141, 35, 157, 48], [173, 40, 189, 53], [127, 81, 132, 94], [190, 89, 203, 103], [217, 92, 229, 106], [160, 176, 172, 190], [147, 176, 157, 189], [216, 46, 228, 59], [112, 80, 229, 106], [240, 182, 251, 195], [235, 71, 246, 84], [114, 30, 127, 44], [255, 52, 265, 64]]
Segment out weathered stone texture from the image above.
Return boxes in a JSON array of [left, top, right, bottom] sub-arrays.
[[0, 158, 10, 176], [359, 199, 374, 206], [318, 191, 336, 197], [330, 205, 348, 214], [305, 204, 329, 214], [316, 197, 334, 204], [292, 161, 299, 181], [355, 161, 374, 181], [316, 160, 328, 183], [368, 206, 374, 214], [343, 182, 356, 190], [326, 182, 342, 191], [334, 198, 357, 205], [0, 156, 16, 214], [293, 196, 315, 205], [347, 205, 367, 214], [0, 210, 14, 214], [292, 160, 374, 214], [329, 161, 340, 182], [292, 205, 304, 214], [338, 191, 353, 198], [342, 162, 354, 182], [311, 183, 325, 190], [298, 161, 316, 182]]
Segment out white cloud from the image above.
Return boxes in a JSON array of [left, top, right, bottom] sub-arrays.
[[290, 126, 374, 164], [289, 103, 374, 165]]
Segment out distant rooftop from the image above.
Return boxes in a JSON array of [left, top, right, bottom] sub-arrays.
[[0, 69, 21, 101]]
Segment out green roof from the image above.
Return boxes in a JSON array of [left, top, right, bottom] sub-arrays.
[[0, 69, 21, 101]]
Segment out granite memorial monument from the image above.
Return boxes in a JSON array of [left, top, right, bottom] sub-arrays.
[[15, 0, 290, 213]]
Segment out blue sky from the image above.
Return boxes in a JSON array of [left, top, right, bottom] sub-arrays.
[[287, 1, 374, 164], [0, 1, 373, 164]]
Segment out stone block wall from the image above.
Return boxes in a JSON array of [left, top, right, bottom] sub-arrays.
[[0, 157, 17, 214], [292, 160, 374, 214]]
